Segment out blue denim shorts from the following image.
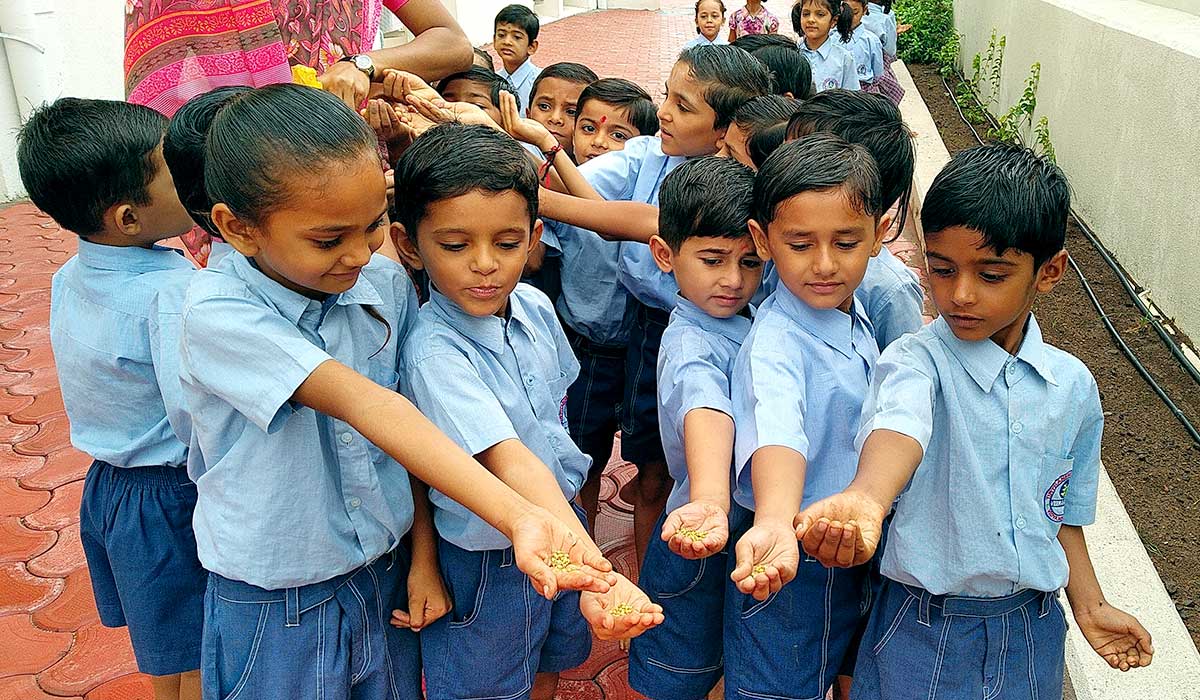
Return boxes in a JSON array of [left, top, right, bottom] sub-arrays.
[[420, 540, 591, 699], [629, 504, 751, 700], [79, 460, 205, 676], [621, 302, 670, 466], [851, 580, 1066, 700], [201, 549, 421, 700], [564, 325, 626, 474]]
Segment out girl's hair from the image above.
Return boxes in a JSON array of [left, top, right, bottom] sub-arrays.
[[792, 0, 853, 44], [877, 1, 893, 13], [752, 45, 814, 99], [677, 45, 773, 129], [749, 122, 788, 169], [163, 86, 252, 237], [694, 0, 727, 34], [753, 132, 882, 226], [204, 84, 377, 225]]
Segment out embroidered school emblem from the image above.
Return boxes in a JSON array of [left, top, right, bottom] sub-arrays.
[[821, 77, 841, 91], [1044, 471, 1071, 522], [559, 395, 570, 431]]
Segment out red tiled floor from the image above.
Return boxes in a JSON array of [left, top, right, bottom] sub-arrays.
[[0, 613, 72, 677], [19, 448, 90, 491], [26, 522, 85, 578], [0, 517, 56, 564], [0, 478, 50, 517], [23, 479, 85, 531], [83, 674, 154, 700], [0, 674, 82, 700], [0, 563, 62, 616], [38, 624, 139, 697], [32, 569, 101, 633]]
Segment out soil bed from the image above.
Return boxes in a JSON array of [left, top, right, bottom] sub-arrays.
[[908, 62, 1200, 645]]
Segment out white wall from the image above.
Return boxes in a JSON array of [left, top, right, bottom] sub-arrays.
[[955, 0, 1200, 341]]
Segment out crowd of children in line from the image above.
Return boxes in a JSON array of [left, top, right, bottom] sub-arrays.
[[19, 1, 1157, 700]]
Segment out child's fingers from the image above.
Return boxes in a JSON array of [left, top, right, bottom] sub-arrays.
[[833, 522, 859, 568], [578, 544, 614, 574], [408, 598, 426, 630], [391, 609, 411, 628], [522, 560, 559, 600]]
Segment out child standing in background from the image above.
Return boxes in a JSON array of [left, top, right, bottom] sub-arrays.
[[794, 0, 860, 92], [845, 0, 906, 104], [727, 0, 780, 42], [685, 0, 730, 49], [494, 3, 542, 114]]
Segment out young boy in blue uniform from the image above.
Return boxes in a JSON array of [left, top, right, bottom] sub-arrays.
[[627, 156, 762, 700], [797, 144, 1154, 699], [494, 3, 541, 114], [392, 123, 663, 700], [19, 98, 203, 700], [726, 134, 890, 700]]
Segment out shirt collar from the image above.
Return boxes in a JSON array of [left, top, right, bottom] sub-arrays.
[[223, 253, 383, 325], [428, 287, 529, 354], [771, 283, 870, 359], [803, 36, 835, 59], [76, 239, 194, 273], [931, 314, 1057, 391], [501, 58, 536, 83], [673, 296, 752, 345]]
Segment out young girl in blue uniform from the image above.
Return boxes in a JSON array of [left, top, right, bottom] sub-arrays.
[[180, 84, 614, 700], [845, 0, 906, 104], [793, 0, 860, 92]]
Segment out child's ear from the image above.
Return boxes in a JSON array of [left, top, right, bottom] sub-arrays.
[[390, 222, 424, 271], [211, 203, 260, 257], [649, 235, 675, 274], [527, 39, 539, 55], [104, 203, 141, 239], [870, 215, 890, 257], [1035, 249, 1069, 293], [530, 218, 544, 251], [713, 125, 730, 155], [748, 219, 772, 261]]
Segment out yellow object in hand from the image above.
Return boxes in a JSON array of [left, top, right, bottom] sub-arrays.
[[291, 65, 323, 89]]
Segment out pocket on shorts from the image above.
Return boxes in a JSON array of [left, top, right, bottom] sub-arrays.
[[871, 590, 916, 657], [209, 600, 272, 700], [740, 589, 779, 620], [446, 551, 489, 629], [657, 556, 708, 600], [1040, 454, 1074, 527]]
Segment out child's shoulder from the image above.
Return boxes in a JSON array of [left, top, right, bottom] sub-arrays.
[[510, 282, 559, 326], [1038, 339, 1098, 394]]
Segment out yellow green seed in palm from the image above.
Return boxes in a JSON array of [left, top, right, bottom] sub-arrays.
[[610, 602, 636, 616], [676, 528, 708, 543], [548, 550, 577, 572], [752, 564, 766, 575]]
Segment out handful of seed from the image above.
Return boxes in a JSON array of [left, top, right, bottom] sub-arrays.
[[676, 527, 708, 543], [547, 550, 577, 572], [752, 565, 767, 575], [610, 602, 636, 617]]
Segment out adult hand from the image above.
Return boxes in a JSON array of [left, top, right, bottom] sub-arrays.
[[319, 59, 371, 110]]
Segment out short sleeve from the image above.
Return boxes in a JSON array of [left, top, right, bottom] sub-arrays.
[[870, 283, 925, 350], [659, 339, 733, 428], [733, 346, 810, 474], [180, 294, 332, 433], [855, 344, 936, 452], [868, 35, 885, 81], [1062, 378, 1103, 526], [581, 137, 651, 201], [406, 352, 520, 456], [539, 219, 562, 254]]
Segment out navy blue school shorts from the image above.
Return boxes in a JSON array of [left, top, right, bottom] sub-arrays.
[[629, 504, 751, 700], [420, 539, 592, 699], [79, 460, 206, 676], [564, 325, 626, 475], [621, 302, 670, 466], [851, 580, 1066, 700], [201, 548, 421, 700]]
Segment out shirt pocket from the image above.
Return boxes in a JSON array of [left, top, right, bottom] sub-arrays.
[[1039, 454, 1075, 529]]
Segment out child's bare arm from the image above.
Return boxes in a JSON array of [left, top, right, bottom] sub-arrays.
[[1058, 525, 1153, 671], [393, 477, 451, 630], [662, 408, 734, 559], [537, 189, 660, 243], [731, 446, 805, 600], [292, 359, 612, 597]]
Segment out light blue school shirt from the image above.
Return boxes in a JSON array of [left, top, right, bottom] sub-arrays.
[[49, 241, 195, 468], [588, 135, 687, 312], [862, 3, 898, 57], [498, 57, 539, 115], [847, 27, 885, 85], [549, 217, 629, 345], [754, 246, 923, 350], [180, 252, 418, 590], [731, 283, 878, 512], [403, 284, 591, 552], [857, 315, 1103, 597], [658, 297, 751, 513], [682, 34, 729, 50], [801, 36, 861, 92]]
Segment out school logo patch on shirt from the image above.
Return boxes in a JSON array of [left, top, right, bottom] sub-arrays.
[[1044, 471, 1071, 523], [822, 77, 841, 91], [559, 395, 570, 431]]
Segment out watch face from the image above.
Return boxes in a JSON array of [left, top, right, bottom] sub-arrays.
[[353, 55, 373, 72]]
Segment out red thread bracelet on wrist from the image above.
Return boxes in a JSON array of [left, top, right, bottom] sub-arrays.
[[539, 144, 563, 185]]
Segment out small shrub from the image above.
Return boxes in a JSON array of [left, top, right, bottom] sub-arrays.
[[894, 0, 956, 64]]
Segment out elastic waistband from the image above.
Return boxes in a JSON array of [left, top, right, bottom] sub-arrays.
[[901, 583, 1053, 621], [91, 460, 192, 487]]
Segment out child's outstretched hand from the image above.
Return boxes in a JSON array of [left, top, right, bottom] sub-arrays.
[[661, 500, 729, 559], [580, 572, 664, 641], [406, 95, 502, 131], [498, 92, 557, 152], [1074, 602, 1154, 671], [730, 519, 799, 601], [380, 69, 444, 107], [793, 491, 888, 568], [509, 507, 616, 599], [391, 559, 452, 632]]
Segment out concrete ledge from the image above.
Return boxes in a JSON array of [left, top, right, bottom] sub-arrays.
[[893, 60, 950, 255]]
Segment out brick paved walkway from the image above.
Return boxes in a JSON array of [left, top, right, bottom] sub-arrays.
[[0, 1, 928, 697]]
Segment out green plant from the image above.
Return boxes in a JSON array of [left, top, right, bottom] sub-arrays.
[[936, 32, 961, 78], [990, 61, 1040, 145], [894, 0, 956, 64]]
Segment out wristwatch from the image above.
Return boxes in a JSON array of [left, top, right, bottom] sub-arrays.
[[339, 53, 376, 81]]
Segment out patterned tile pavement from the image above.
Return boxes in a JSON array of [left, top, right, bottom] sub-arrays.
[[0, 1, 929, 697]]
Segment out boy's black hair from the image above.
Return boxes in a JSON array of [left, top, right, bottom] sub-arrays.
[[923, 143, 1070, 269], [164, 86, 252, 237], [877, 1, 894, 13], [577, 78, 660, 137], [748, 122, 788, 170], [437, 67, 519, 110], [494, 4, 540, 42], [752, 45, 814, 99], [473, 47, 496, 71], [16, 98, 167, 237], [659, 156, 755, 250], [205, 84, 376, 224], [729, 33, 798, 53], [393, 123, 539, 242], [531, 62, 600, 101], [733, 94, 802, 139], [786, 89, 914, 236], [753, 133, 882, 226], [693, 0, 727, 33], [677, 45, 773, 129], [793, 0, 854, 44]]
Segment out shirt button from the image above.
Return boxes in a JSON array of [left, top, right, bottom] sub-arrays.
[[1011, 421, 1023, 434], [525, 376, 535, 386], [340, 432, 353, 444], [1015, 516, 1026, 529], [348, 497, 361, 508], [1007, 363, 1016, 375]]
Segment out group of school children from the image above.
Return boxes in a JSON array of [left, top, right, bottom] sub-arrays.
[[19, 2, 1156, 700]]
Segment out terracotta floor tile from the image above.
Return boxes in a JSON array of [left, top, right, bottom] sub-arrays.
[[0, 444, 46, 480], [0, 562, 62, 616], [0, 517, 57, 564], [4, 368, 60, 399], [19, 449, 91, 491], [2, 343, 57, 375], [32, 569, 100, 633], [83, 674, 154, 700], [27, 522, 84, 578], [1, 322, 49, 352], [7, 388, 65, 426], [0, 478, 50, 517], [0, 286, 49, 313], [23, 479, 83, 531], [39, 624, 139, 697], [0, 613, 72, 677], [0, 417, 38, 445], [12, 416, 73, 457], [0, 674, 82, 700]]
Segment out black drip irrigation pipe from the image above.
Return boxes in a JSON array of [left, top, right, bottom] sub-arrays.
[[938, 74, 1200, 446]]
